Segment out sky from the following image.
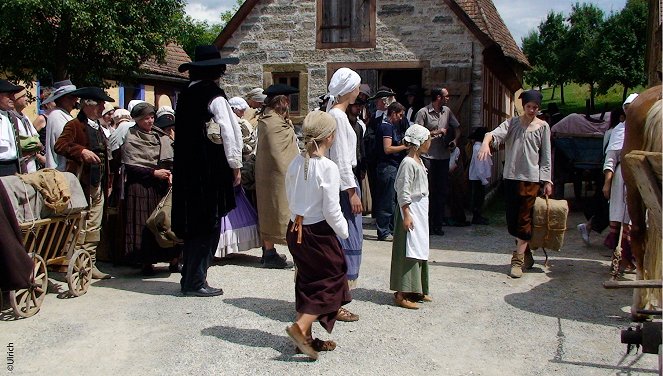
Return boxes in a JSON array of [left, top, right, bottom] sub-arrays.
[[185, 0, 629, 46]]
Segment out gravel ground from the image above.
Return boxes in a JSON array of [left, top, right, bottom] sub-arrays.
[[0, 211, 659, 376]]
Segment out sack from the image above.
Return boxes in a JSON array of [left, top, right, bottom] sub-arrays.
[[530, 196, 568, 251], [206, 119, 223, 144], [146, 188, 182, 248], [19, 135, 41, 153]]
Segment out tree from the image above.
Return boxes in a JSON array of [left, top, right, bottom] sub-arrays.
[[0, 0, 187, 86], [538, 11, 568, 104], [176, 0, 245, 59], [566, 3, 605, 111], [522, 30, 548, 90], [597, 0, 648, 101]]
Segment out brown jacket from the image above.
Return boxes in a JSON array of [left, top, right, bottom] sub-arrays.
[[54, 112, 109, 197]]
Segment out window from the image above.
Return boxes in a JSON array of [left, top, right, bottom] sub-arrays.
[[273, 73, 300, 114], [317, 0, 376, 49]]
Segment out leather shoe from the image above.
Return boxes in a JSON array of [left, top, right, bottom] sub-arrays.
[[91, 267, 111, 280], [182, 286, 224, 297]]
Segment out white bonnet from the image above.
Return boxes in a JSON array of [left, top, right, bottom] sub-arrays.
[[403, 124, 430, 147]]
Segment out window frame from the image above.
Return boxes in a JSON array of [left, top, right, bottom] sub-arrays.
[[316, 0, 377, 49]]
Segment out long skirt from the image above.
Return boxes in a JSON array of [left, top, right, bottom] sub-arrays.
[[214, 186, 261, 258], [339, 180, 362, 283], [390, 208, 429, 294], [286, 220, 351, 333], [504, 179, 539, 241], [123, 179, 179, 264]]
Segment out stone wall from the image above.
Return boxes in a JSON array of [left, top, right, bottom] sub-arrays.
[[219, 0, 486, 128]]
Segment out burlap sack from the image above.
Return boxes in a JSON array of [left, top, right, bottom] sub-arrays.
[[146, 188, 182, 248], [530, 196, 568, 251]]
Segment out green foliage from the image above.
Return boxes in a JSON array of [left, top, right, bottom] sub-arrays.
[[176, 0, 244, 59], [540, 82, 646, 115], [522, 31, 548, 89], [596, 0, 648, 97], [0, 0, 187, 86]]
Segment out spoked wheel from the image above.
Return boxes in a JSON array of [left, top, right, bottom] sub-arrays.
[[67, 249, 92, 297], [9, 253, 48, 318]]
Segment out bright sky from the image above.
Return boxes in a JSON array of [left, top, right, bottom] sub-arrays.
[[185, 0, 628, 46]]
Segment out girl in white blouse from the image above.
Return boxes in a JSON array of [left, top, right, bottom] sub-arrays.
[[284, 111, 350, 361]]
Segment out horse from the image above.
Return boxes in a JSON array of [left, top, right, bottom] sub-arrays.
[[621, 85, 662, 318]]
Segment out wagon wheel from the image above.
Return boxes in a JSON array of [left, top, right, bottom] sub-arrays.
[[66, 249, 92, 297], [9, 253, 48, 318]]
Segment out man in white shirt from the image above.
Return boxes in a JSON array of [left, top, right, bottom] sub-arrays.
[[43, 80, 79, 171], [0, 80, 25, 176]]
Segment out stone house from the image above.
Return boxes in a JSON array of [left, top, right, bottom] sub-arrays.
[[214, 0, 529, 142]]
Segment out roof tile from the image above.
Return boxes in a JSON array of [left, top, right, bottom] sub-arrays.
[[140, 43, 191, 79]]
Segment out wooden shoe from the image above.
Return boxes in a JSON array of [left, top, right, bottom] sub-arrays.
[[286, 324, 318, 360]]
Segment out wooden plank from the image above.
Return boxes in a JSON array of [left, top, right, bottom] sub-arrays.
[[624, 152, 663, 232], [603, 279, 663, 289]]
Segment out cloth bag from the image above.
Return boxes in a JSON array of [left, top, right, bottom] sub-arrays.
[[146, 187, 182, 248], [530, 196, 568, 251]]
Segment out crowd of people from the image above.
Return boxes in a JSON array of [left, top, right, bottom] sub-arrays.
[[1, 43, 596, 360]]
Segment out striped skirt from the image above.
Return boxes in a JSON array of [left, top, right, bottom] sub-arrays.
[[339, 180, 362, 282]]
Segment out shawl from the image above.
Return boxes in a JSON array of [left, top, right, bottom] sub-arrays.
[[255, 108, 299, 244], [121, 126, 174, 169]]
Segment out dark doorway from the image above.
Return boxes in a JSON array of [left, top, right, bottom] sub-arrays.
[[381, 69, 423, 105]]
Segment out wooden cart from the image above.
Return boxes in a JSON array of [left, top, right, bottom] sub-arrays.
[[7, 211, 90, 318]]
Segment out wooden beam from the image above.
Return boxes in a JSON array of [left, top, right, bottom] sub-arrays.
[[603, 279, 663, 289]]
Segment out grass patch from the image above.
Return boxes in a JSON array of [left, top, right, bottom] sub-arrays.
[[539, 83, 645, 115]]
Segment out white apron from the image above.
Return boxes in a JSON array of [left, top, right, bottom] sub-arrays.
[[402, 195, 430, 260]]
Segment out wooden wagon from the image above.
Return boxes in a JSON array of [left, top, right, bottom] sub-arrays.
[[5, 211, 91, 318]]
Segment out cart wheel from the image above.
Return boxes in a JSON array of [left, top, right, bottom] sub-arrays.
[[9, 253, 48, 318], [67, 249, 92, 297]]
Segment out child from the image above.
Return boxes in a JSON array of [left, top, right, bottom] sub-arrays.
[[390, 124, 432, 310], [284, 111, 350, 360], [468, 127, 492, 225]]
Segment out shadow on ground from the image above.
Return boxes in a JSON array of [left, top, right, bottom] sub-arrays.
[[350, 287, 395, 306], [223, 297, 294, 322], [201, 325, 314, 363]]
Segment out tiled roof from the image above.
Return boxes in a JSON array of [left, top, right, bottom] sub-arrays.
[[454, 0, 530, 67], [140, 43, 190, 79]]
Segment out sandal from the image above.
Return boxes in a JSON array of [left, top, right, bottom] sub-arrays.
[[285, 324, 318, 360], [336, 307, 359, 322], [295, 338, 336, 353]]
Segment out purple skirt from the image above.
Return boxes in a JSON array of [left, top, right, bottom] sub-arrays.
[[214, 186, 261, 257]]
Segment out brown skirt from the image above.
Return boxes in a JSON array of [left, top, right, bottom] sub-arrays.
[[504, 179, 540, 241], [286, 220, 351, 333]]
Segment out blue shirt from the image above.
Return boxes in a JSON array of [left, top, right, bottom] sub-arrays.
[[376, 120, 405, 167]]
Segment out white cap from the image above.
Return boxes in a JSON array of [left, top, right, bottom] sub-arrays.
[[228, 97, 249, 110], [156, 105, 175, 118], [127, 100, 146, 112]]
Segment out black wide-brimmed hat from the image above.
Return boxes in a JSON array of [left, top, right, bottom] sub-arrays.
[[0, 80, 24, 93], [368, 89, 396, 101], [71, 87, 114, 102], [264, 84, 299, 97], [178, 45, 240, 73]]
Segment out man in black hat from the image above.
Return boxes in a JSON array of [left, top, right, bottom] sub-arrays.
[[172, 45, 244, 297], [404, 85, 424, 125], [55, 87, 115, 279], [44, 79, 79, 171], [415, 87, 460, 236], [346, 96, 367, 183], [0, 80, 25, 176]]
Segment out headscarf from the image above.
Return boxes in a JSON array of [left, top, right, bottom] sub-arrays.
[[111, 109, 131, 124], [607, 93, 639, 152], [325, 67, 361, 112], [156, 106, 174, 119], [519, 90, 543, 106], [403, 124, 430, 148], [302, 110, 336, 179], [228, 97, 249, 111]]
